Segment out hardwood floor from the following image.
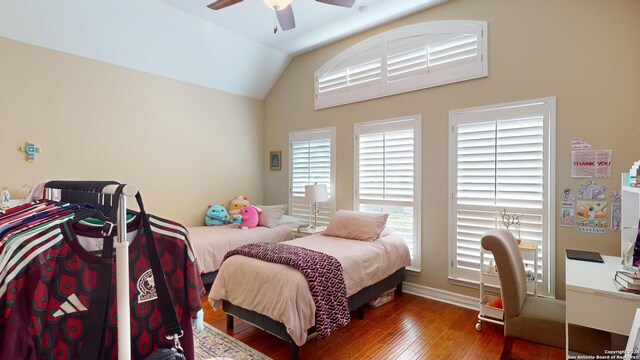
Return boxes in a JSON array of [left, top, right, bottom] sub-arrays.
[[202, 293, 565, 360]]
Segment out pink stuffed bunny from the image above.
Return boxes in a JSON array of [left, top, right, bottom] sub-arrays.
[[238, 205, 262, 229]]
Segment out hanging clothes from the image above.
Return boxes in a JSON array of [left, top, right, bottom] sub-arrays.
[[0, 197, 204, 359]]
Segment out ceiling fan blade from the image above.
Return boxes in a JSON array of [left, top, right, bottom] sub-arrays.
[[276, 5, 296, 31], [207, 0, 243, 10], [315, 0, 355, 8]]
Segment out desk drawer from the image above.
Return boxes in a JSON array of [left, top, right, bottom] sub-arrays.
[[567, 289, 639, 335]]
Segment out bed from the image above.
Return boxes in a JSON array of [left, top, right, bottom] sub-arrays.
[[188, 221, 300, 286], [208, 232, 411, 359]]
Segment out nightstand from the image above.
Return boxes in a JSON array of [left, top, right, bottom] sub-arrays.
[[290, 226, 326, 239]]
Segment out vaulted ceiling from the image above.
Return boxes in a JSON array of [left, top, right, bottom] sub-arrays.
[[0, 0, 446, 99]]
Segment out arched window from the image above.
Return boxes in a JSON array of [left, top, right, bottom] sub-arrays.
[[315, 21, 488, 109]]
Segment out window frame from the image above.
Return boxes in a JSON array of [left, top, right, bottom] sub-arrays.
[[448, 97, 556, 297], [288, 127, 337, 226], [354, 115, 422, 271], [315, 20, 488, 110]]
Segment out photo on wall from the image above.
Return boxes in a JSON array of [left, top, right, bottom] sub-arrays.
[[270, 150, 281, 171]]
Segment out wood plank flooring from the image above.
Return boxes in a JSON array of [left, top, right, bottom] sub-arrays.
[[202, 293, 565, 359]]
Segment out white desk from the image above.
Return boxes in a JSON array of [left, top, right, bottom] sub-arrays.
[[566, 254, 640, 358]]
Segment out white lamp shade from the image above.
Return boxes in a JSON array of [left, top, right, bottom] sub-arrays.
[[262, 0, 293, 10], [305, 184, 328, 203]]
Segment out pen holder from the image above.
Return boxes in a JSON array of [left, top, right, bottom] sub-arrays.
[[623, 254, 636, 271], [623, 245, 636, 271]]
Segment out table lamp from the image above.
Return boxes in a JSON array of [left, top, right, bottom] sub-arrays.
[[305, 183, 328, 229]]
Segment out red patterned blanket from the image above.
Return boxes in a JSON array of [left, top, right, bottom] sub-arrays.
[[222, 242, 350, 339]]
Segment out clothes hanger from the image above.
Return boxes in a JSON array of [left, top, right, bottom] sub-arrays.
[[70, 205, 109, 225]]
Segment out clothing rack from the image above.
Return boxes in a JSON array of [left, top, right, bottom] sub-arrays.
[[44, 181, 138, 360]]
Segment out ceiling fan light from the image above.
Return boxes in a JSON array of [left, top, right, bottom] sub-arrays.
[[262, 0, 293, 10]]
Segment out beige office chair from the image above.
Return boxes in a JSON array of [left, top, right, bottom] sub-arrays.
[[481, 229, 566, 359], [624, 309, 640, 360]]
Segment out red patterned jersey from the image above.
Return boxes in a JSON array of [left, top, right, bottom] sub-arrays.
[[0, 214, 204, 359]]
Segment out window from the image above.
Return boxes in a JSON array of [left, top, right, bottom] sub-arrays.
[[448, 98, 556, 297], [289, 128, 336, 227], [354, 116, 421, 270], [315, 21, 487, 109]]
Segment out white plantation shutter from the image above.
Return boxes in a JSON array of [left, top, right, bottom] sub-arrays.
[[317, 70, 347, 95], [317, 45, 383, 96], [449, 98, 556, 297], [385, 28, 482, 94], [386, 36, 429, 82], [428, 33, 479, 69], [358, 130, 415, 202], [289, 128, 336, 226], [316, 43, 383, 109], [315, 21, 487, 109], [355, 116, 421, 270], [317, 57, 382, 96]]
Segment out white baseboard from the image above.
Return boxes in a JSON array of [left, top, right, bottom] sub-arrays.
[[402, 282, 479, 311]]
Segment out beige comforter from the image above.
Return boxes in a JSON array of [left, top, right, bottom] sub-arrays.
[[208, 233, 411, 346], [188, 222, 299, 274]]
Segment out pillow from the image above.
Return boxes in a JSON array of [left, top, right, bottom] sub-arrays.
[[256, 204, 287, 228], [323, 210, 389, 241], [377, 226, 394, 239], [279, 214, 300, 225]]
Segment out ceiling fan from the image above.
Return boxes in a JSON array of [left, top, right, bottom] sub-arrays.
[[207, 0, 356, 33]]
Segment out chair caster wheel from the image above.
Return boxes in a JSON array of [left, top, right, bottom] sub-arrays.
[[476, 321, 482, 331]]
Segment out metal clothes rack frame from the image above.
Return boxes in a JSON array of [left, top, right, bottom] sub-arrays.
[[44, 181, 138, 360]]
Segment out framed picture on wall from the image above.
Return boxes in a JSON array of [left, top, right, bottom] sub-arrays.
[[270, 150, 281, 171]]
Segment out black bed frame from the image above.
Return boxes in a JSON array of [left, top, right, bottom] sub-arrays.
[[222, 268, 406, 360], [200, 271, 218, 290]]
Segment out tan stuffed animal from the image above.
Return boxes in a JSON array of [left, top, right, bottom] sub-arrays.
[[228, 195, 250, 223]]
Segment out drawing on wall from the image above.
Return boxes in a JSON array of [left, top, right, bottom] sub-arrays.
[[571, 138, 592, 150], [610, 203, 622, 231], [560, 207, 575, 227], [576, 200, 608, 229], [561, 188, 575, 207], [19, 142, 41, 162], [610, 190, 622, 203], [577, 180, 607, 200], [571, 149, 612, 178]]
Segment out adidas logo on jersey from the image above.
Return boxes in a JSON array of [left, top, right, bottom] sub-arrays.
[[53, 294, 88, 317]]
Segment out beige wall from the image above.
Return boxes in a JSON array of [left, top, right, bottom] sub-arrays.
[[0, 36, 264, 227], [264, 0, 640, 298]]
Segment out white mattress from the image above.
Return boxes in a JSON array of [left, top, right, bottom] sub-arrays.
[[188, 222, 299, 274]]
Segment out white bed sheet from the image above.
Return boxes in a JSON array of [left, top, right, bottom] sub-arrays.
[[188, 222, 299, 274], [208, 233, 411, 346]]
